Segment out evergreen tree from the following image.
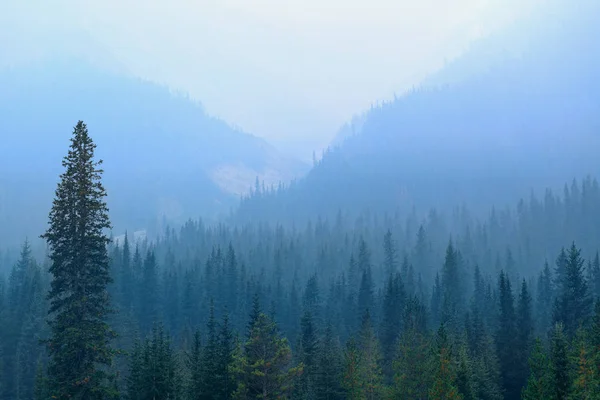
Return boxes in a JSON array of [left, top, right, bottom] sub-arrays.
[[341, 338, 363, 400], [392, 300, 430, 399], [553, 243, 593, 337], [315, 323, 343, 400], [495, 271, 519, 399], [140, 249, 160, 333], [358, 310, 384, 399], [537, 261, 554, 335], [186, 331, 203, 400], [515, 279, 533, 394], [126, 325, 181, 400], [380, 272, 404, 381], [298, 310, 320, 398], [441, 241, 463, 330], [429, 324, 462, 400], [569, 328, 600, 399], [383, 230, 398, 277], [522, 339, 552, 400], [233, 312, 301, 399], [217, 311, 236, 399], [41, 121, 117, 399], [550, 323, 570, 400], [200, 300, 220, 399]]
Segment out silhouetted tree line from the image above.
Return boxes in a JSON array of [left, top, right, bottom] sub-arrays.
[[2, 123, 600, 399]]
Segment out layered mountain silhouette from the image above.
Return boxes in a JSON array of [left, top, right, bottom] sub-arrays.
[[236, 0, 600, 223], [0, 59, 306, 245]]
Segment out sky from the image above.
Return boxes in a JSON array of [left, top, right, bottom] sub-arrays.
[[1, 0, 540, 160]]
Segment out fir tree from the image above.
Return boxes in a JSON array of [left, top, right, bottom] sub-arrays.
[[569, 328, 600, 399], [550, 323, 570, 400], [383, 230, 398, 277], [358, 310, 384, 399], [41, 121, 117, 399], [553, 243, 593, 337], [186, 331, 203, 400], [429, 324, 462, 400], [516, 279, 533, 394], [495, 270, 519, 399], [392, 302, 430, 399], [522, 339, 552, 400], [342, 338, 363, 400], [233, 312, 301, 399], [315, 323, 343, 400]]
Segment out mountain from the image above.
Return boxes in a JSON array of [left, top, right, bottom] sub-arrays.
[[236, 0, 600, 223], [0, 59, 307, 246]]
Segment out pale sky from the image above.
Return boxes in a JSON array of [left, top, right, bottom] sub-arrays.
[[1, 0, 540, 160]]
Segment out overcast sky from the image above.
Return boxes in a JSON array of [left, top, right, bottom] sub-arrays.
[[2, 0, 540, 159]]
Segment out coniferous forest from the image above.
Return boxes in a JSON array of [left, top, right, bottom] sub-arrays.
[[3, 122, 600, 400]]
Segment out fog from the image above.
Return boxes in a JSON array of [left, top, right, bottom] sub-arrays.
[[2, 1, 600, 398], [2, 0, 539, 159]]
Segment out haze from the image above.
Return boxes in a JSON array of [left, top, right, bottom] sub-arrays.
[[2, 0, 538, 159]]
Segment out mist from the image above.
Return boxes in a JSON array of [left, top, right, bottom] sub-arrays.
[[1, 0, 600, 399]]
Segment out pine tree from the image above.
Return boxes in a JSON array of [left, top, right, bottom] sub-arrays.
[[126, 325, 182, 400], [315, 323, 343, 400], [41, 121, 117, 399], [380, 272, 404, 381], [298, 310, 320, 398], [550, 323, 570, 400], [455, 344, 474, 400], [495, 270, 519, 399], [569, 328, 600, 399], [200, 300, 220, 399], [218, 311, 237, 399], [392, 301, 430, 399], [358, 310, 384, 399], [441, 241, 463, 330], [429, 324, 462, 400], [537, 261, 553, 335], [234, 311, 301, 399], [553, 243, 593, 337], [186, 331, 203, 400], [383, 230, 398, 277], [342, 338, 363, 400], [522, 339, 552, 400], [516, 279, 533, 394], [140, 249, 160, 333]]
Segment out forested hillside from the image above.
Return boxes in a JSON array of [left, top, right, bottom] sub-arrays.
[[236, 0, 600, 224], [0, 60, 307, 246], [2, 123, 600, 399]]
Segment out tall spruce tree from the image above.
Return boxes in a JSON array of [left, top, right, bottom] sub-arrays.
[[515, 279, 533, 394], [522, 339, 552, 400], [553, 243, 592, 337], [41, 121, 117, 399], [495, 270, 519, 399], [550, 323, 570, 400]]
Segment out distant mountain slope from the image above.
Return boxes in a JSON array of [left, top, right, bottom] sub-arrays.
[[236, 0, 600, 223], [0, 59, 307, 245]]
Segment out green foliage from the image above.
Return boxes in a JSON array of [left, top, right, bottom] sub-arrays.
[[233, 311, 301, 399], [126, 325, 182, 400], [553, 243, 593, 337], [550, 323, 571, 400], [392, 311, 430, 399], [429, 324, 462, 400], [522, 339, 552, 400], [41, 121, 117, 399]]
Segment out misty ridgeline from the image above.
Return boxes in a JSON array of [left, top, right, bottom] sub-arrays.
[[4, 2, 600, 399]]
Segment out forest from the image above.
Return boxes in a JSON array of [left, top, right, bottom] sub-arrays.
[[2, 122, 600, 400]]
